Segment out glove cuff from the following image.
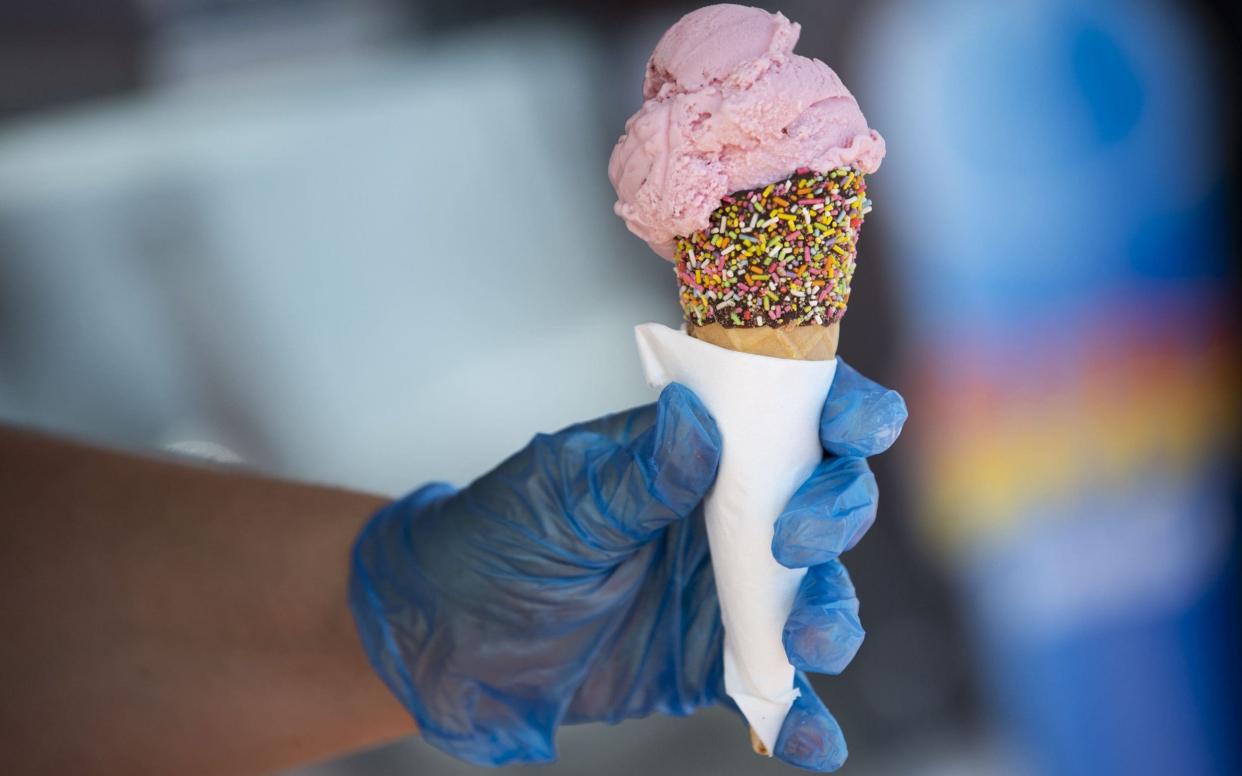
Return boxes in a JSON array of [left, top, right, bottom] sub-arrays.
[[348, 486, 561, 766]]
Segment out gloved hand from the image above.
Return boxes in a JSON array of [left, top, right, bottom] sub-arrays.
[[350, 360, 907, 771]]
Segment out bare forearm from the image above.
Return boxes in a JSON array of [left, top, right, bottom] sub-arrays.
[[0, 426, 413, 776]]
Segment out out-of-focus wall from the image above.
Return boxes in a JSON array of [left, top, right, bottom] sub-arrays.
[[860, 1, 1239, 774], [0, 20, 677, 496]]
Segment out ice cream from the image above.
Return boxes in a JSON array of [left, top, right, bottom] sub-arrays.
[[608, 3, 884, 260], [616, 3, 886, 758]]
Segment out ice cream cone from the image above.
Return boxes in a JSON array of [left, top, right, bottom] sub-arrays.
[[687, 321, 839, 362], [749, 727, 770, 757], [671, 165, 865, 756], [673, 166, 863, 755], [635, 322, 836, 759], [612, 5, 885, 758], [688, 319, 839, 755]]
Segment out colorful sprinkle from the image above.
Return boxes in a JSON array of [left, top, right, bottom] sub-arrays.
[[674, 167, 870, 328]]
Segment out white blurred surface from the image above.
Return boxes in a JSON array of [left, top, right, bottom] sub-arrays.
[[0, 19, 678, 498]]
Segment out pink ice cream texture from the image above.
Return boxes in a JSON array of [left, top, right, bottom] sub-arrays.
[[608, 3, 885, 260]]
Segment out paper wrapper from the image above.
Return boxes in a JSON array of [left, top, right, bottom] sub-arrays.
[[634, 322, 838, 755]]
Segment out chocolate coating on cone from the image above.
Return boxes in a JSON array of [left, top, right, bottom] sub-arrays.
[[688, 321, 839, 361], [676, 167, 869, 329]]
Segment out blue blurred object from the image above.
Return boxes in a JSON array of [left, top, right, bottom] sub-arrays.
[[860, 0, 1238, 774], [350, 369, 906, 770]]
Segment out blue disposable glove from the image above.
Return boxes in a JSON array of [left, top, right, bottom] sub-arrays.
[[350, 360, 906, 770]]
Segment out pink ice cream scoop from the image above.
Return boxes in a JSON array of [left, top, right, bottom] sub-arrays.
[[609, 3, 885, 260]]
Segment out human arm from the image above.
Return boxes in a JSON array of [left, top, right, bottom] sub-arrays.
[[0, 427, 412, 776], [0, 360, 905, 775]]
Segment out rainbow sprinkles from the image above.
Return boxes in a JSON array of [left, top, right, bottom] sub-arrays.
[[675, 167, 870, 328]]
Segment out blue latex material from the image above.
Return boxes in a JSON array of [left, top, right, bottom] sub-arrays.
[[350, 359, 906, 770]]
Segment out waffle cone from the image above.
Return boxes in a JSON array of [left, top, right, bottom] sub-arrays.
[[690, 319, 837, 758], [687, 321, 839, 361], [749, 727, 771, 757]]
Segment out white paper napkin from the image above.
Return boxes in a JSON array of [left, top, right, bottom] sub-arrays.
[[634, 322, 837, 753]]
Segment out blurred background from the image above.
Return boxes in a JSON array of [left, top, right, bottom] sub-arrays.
[[1, 1, 1237, 774]]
